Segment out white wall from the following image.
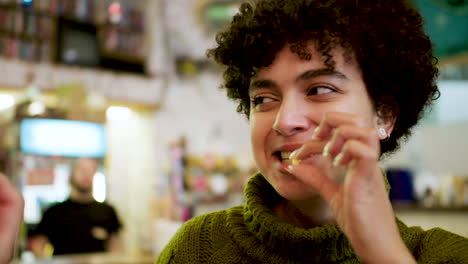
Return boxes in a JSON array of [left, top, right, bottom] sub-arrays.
[[396, 211, 468, 237], [153, 72, 252, 175], [106, 110, 159, 254], [383, 122, 468, 176]]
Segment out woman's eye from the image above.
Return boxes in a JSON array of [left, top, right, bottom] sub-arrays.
[[308, 86, 334, 95], [251, 96, 274, 106]]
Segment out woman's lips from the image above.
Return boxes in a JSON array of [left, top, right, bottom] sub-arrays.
[[274, 154, 323, 173]]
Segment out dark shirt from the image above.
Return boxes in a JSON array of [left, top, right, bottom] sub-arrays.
[[34, 199, 122, 255]]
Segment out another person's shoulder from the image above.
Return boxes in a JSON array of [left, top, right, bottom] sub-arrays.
[[94, 201, 118, 211], [41, 201, 68, 215], [91, 201, 122, 227], [34, 201, 68, 230], [417, 227, 468, 263]]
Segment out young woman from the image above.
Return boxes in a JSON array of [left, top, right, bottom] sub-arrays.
[[156, 0, 468, 263]]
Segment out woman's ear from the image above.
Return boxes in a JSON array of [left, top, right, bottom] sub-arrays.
[[375, 108, 397, 140]]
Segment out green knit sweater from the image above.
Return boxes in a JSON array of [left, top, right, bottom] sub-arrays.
[[156, 173, 468, 263]]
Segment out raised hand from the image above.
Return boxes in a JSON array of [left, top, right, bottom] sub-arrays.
[[287, 112, 415, 264]]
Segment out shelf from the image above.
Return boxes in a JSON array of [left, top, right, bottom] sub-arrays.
[[100, 23, 144, 33], [393, 202, 468, 213], [101, 51, 144, 64], [0, 2, 49, 15], [0, 30, 48, 41], [0, 2, 16, 9], [0, 1, 147, 75]]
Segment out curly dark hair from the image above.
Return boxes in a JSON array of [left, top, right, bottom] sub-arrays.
[[207, 0, 440, 156]]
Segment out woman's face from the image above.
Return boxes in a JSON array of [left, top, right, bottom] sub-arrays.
[[249, 44, 378, 200]]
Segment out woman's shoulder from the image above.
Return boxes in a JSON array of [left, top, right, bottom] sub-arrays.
[[155, 205, 244, 264], [415, 227, 468, 263], [175, 208, 231, 235], [419, 228, 468, 250], [182, 204, 244, 232], [397, 219, 468, 262]]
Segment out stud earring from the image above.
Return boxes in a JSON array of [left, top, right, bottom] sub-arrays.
[[378, 127, 389, 140]]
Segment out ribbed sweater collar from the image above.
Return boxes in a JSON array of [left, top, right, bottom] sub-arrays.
[[227, 173, 356, 263]]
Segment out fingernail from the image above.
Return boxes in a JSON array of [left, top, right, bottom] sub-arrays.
[[323, 142, 331, 157], [289, 150, 298, 160], [333, 153, 344, 167], [311, 126, 320, 140]]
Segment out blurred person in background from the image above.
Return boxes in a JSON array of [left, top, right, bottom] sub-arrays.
[[30, 157, 122, 258], [0, 172, 24, 263], [156, 0, 468, 263]]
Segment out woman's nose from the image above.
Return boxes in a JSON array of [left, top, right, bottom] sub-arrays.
[[272, 97, 311, 137]]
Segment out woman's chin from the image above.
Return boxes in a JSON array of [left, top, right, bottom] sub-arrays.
[[278, 188, 321, 201], [265, 171, 321, 200]]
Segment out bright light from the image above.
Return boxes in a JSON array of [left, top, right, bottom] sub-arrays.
[[108, 2, 123, 24], [21, 119, 106, 157], [93, 172, 106, 203], [28, 101, 45, 115], [108, 2, 122, 15], [106, 106, 132, 120], [0, 94, 15, 111]]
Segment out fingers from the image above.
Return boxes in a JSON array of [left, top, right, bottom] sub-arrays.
[[291, 140, 327, 161], [312, 112, 368, 140], [287, 111, 382, 195], [291, 112, 380, 165], [333, 140, 379, 172], [324, 125, 380, 162], [0, 173, 22, 204]]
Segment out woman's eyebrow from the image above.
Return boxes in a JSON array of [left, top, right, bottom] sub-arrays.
[[249, 79, 278, 94], [296, 68, 348, 82], [248, 68, 347, 94]]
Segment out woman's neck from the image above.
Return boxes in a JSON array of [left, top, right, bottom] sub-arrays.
[[273, 197, 335, 229]]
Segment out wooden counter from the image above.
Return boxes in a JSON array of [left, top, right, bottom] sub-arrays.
[[21, 253, 155, 264]]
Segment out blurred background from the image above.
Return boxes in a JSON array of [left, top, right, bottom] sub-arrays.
[[0, 0, 466, 263]]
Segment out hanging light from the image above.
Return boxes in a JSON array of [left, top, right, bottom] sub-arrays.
[[21, 0, 33, 7], [106, 106, 132, 120], [108, 2, 123, 24], [93, 172, 106, 203], [28, 101, 46, 116], [0, 94, 15, 111]]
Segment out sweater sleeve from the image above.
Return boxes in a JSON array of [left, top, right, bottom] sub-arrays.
[[416, 228, 468, 264], [155, 214, 208, 264]]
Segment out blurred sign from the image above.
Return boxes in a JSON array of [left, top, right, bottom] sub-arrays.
[[20, 118, 107, 158], [26, 167, 55, 185], [413, 0, 468, 58], [200, 0, 241, 32]]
